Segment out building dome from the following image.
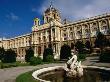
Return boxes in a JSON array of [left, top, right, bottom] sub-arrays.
[[43, 3, 61, 23], [45, 7, 58, 13]]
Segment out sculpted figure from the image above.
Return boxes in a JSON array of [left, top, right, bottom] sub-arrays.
[[76, 61, 83, 77], [64, 50, 83, 78]]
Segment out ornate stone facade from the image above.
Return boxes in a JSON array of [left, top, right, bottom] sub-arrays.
[[0, 5, 110, 60]]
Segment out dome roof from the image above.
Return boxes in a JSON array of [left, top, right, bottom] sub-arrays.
[[45, 5, 58, 13]]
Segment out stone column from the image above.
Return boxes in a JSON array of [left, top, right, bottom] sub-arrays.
[[16, 48, 19, 60], [106, 18, 110, 29], [98, 20, 102, 32], [40, 45, 43, 59], [34, 46, 37, 57], [96, 21, 98, 31], [72, 25, 75, 43], [88, 23, 92, 44], [58, 43, 61, 59], [82, 24, 85, 39], [36, 46, 38, 55], [56, 43, 60, 60], [32, 33, 34, 44], [108, 18, 110, 28], [89, 23, 92, 37], [74, 26, 77, 40]]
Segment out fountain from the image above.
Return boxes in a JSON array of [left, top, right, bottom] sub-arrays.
[[64, 50, 83, 78], [32, 50, 110, 82]]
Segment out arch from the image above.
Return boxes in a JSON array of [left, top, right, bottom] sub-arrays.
[[38, 37, 41, 43], [70, 32, 73, 40], [54, 14, 56, 19], [76, 25, 82, 30], [91, 22, 98, 37], [38, 46, 41, 55], [43, 36, 46, 42], [91, 22, 98, 31], [44, 45, 46, 49], [76, 31, 82, 39], [100, 20, 108, 34], [101, 20, 107, 26], [71, 43, 74, 49]]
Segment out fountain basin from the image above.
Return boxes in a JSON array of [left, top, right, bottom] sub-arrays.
[[32, 66, 110, 82]]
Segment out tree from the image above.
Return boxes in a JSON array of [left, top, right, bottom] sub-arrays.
[[105, 39, 110, 47], [60, 44, 71, 60], [2, 49, 16, 63], [43, 48, 53, 62], [94, 32, 107, 48], [100, 48, 110, 62], [85, 40, 92, 54], [75, 41, 85, 53], [0, 47, 5, 60], [85, 40, 91, 49], [25, 47, 34, 62]]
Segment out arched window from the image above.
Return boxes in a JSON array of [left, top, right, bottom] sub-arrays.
[[46, 17, 48, 22], [100, 20, 108, 35], [91, 22, 98, 37], [43, 36, 46, 42], [54, 14, 56, 19], [64, 33, 67, 40], [34, 21, 36, 25]]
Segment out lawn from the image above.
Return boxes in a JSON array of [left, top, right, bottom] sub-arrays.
[[0, 61, 30, 69], [0, 60, 61, 69], [16, 70, 38, 82]]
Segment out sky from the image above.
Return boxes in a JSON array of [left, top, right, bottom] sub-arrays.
[[0, 0, 110, 38]]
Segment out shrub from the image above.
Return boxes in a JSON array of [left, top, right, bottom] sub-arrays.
[[25, 48, 34, 62], [94, 32, 108, 48], [16, 62, 29, 66], [2, 49, 16, 63], [77, 54, 86, 61], [1, 63, 17, 69], [85, 41, 91, 49], [30, 57, 42, 65], [99, 48, 110, 62], [45, 55, 54, 62], [79, 48, 90, 54], [75, 41, 85, 53], [0, 47, 5, 60], [43, 48, 53, 62]]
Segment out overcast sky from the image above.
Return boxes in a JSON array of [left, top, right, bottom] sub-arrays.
[[0, 0, 110, 38], [40, 0, 110, 21]]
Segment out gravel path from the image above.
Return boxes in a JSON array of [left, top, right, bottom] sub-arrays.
[[82, 56, 110, 67], [0, 63, 64, 82]]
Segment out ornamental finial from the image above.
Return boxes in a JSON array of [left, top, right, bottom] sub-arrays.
[[50, 1, 53, 8]]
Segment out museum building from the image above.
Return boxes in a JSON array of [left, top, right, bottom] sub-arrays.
[[0, 4, 110, 60]]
